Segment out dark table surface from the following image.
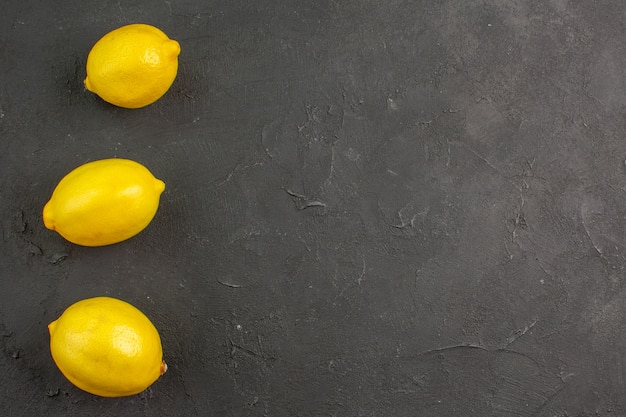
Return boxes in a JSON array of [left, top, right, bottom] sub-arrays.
[[2, 1, 626, 416]]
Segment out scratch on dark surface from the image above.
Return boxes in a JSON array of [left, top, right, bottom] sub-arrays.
[[330, 104, 346, 130], [295, 229, 313, 253], [454, 141, 522, 192], [392, 202, 428, 229], [45, 387, 60, 397], [584, 91, 607, 108], [229, 339, 259, 358], [392, 215, 415, 229], [216, 279, 243, 288], [511, 195, 527, 242], [298, 200, 327, 210], [215, 162, 264, 188], [297, 104, 320, 132], [261, 123, 278, 162], [504, 240, 515, 261], [47, 252, 68, 265], [581, 216, 603, 257], [319, 141, 341, 189], [357, 258, 366, 285], [229, 338, 275, 362], [531, 379, 570, 416], [334, 259, 367, 301], [503, 318, 538, 348], [417, 344, 542, 368], [16, 210, 26, 233], [257, 335, 264, 357], [466, 145, 511, 184], [116, 0, 126, 20], [536, 259, 551, 278], [557, 370, 575, 383], [215, 164, 240, 188], [284, 188, 307, 199], [27, 242, 43, 256], [283, 187, 327, 211], [417, 343, 490, 356]]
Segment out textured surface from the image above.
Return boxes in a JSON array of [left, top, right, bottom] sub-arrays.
[[1, 1, 625, 416]]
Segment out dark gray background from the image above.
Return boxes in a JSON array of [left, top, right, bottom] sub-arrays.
[[1, 1, 625, 416]]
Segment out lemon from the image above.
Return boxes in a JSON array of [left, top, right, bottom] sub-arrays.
[[48, 297, 167, 397], [84, 23, 181, 108], [43, 158, 165, 247]]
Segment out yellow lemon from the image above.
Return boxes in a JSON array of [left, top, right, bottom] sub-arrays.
[[48, 296, 167, 397], [43, 158, 165, 247], [84, 23, 181, 108]]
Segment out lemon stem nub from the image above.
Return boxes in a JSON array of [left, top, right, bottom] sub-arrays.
[[160, 361, 168, 375]]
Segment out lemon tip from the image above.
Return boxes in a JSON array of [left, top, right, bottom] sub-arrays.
[[155, 179, 165, 193], [167, 39, 181, 57], [84, 77, 93, 92], [42, 203, 55, 230]]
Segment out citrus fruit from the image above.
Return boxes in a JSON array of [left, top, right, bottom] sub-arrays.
[[43, 158, 165, 246], [84, 23, 181, 108], [48, 296, 167, 397]]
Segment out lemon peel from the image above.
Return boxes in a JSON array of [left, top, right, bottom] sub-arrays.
[[48, 297, 166, 397], [84, 23, 180, 108], [43, 158, 165, 246]]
